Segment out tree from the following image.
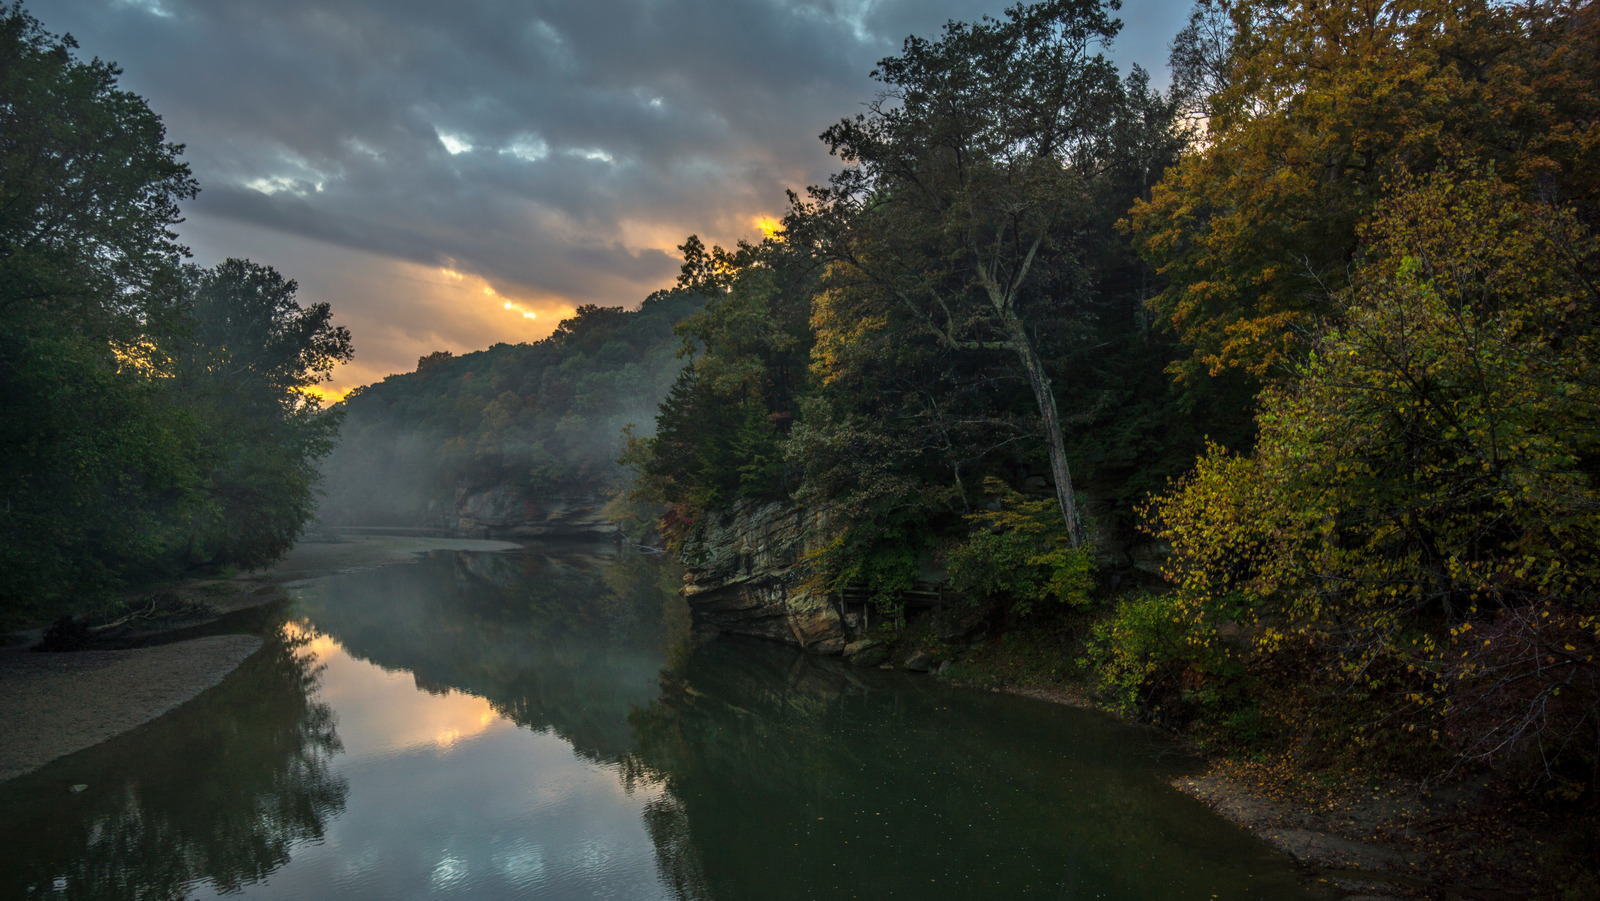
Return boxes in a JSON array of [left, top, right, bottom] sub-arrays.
[[623, 235, 817, 533], [792, 0, 1134, 548], [0, 2, 195, 342], [0, 8, 357, 620], [174, 259, 353, 567], [0, 4, 201, 618], [1129, 0, 1600, 382], [1147, 174, 1600, 777]]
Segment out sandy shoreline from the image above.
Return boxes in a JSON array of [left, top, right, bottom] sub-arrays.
[[0, 535, 520, 784]]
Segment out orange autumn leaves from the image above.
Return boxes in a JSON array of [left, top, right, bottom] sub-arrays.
[[1127, 0, 1600, 381]]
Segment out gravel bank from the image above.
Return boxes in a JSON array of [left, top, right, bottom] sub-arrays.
[[0, 535, 522, 783], [0, 635, 263, 782]]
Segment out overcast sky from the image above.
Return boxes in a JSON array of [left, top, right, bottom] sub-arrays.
[[32, 0, 1194, 395]]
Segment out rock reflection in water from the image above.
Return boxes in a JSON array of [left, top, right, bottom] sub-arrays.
[[0, 628, 347, 900], [624, 638, 1315, 901]]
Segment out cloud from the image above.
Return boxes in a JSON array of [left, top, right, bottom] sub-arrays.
[[32, 0, 1193, 390]]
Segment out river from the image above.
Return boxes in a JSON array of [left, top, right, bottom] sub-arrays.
[[0, 544, 1315, 899]]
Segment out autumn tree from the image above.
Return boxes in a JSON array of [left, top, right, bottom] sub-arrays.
[[1146, 174, 1600, 777], [1129, 0, 1600, 382]]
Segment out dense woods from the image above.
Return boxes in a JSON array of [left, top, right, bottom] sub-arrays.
[[625, 0, 1600, 815], [0, 6, 350, 624]]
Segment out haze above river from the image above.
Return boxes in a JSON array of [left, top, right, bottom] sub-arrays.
[[0, 544, 1312, 899]]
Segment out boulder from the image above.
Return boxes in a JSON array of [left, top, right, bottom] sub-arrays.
[[844, 639, 890, 667], [902, 649, 938, 672]]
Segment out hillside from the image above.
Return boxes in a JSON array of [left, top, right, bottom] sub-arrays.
[[318, 291, 701, 532]]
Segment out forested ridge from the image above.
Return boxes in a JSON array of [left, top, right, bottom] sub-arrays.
[[317, 293, 700, 527], [0, 5, 351, 625], [623, 0, 1600, 866]]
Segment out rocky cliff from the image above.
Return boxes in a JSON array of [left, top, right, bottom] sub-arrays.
[[454, 484, 617, 539], [677, 502, 849, 654]]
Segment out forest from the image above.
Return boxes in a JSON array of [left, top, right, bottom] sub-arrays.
[[0, 6, 351, 625], [624, 0, 1600, 810]]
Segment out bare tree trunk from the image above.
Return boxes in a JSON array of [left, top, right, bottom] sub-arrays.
[[1002, 313, 1082, 548]]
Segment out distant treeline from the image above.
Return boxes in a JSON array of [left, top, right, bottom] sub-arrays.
[[0, 7, 351, 624], [625, 0, 1600, 800], [317, 294, 699, 527]]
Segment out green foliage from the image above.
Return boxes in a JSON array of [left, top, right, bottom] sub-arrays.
[[623, 235, 817, 531], [0, 8, 353, 623], [1083, 591, 1260, 739], [947, 478, 1094, 615], [1085, 593, 1195, 714], [1147, 173, 1600, 777], [173, 259, 352, 568]]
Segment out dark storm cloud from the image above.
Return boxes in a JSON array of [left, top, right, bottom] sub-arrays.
[[30, 0, 1192, 386]]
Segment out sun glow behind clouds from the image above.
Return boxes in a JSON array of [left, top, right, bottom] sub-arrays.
[[302, 384, 353, 405], [753, 215, 783, 239], [434, 264, 574, 332]]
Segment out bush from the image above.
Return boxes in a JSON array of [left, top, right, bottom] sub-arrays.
[[947, 477, 1094, 616], [1083, 591, 1258, 735]]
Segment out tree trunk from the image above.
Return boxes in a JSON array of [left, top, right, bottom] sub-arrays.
[[1001, 313, 1082, 548]]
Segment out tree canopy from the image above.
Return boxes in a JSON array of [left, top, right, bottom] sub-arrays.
[[0, 5, 352, 623]]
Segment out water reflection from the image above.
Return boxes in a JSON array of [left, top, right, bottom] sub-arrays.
[[0, 628, 347, 900], [0, 545, 1316, 900], [625, 639, 1315, 901], [292, 546, 688, 763]]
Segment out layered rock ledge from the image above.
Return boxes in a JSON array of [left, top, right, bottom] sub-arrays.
[[678, 502, 849, 654]]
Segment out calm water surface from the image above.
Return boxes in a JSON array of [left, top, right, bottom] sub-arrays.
[[0, 545, 1316, 899]]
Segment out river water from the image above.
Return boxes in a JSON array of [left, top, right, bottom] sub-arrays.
[[0, 545, 1315, 900]]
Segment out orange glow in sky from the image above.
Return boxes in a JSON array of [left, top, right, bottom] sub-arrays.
[[753, 215, 782, 239], [302, 384, 353, 406]]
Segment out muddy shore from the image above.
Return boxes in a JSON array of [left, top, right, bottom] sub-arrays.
[[1002, 682, 1569, 900], [0, 536, 519, 784]]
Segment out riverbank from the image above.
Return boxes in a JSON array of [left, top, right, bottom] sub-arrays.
[[986, 671, 1593, 900], [980, 684, 1423, 899], [0, 535, 521, 784], [838, 622, 1589, 899]]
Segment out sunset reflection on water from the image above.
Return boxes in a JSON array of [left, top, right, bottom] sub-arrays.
[[282, 620, 513, 760]]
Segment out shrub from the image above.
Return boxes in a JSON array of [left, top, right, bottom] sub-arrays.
[[947, 477, 1094, 615]]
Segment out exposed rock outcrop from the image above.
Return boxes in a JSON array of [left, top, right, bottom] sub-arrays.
[[678, 502, 849, 654], [454, 484, 618, 539]]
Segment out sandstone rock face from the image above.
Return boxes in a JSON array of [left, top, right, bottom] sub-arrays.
[[454, 484, 617, 539], [678, 501, 848, 653]]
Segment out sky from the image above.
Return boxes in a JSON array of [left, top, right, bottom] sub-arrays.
[[31, 0, 1195, 398]]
